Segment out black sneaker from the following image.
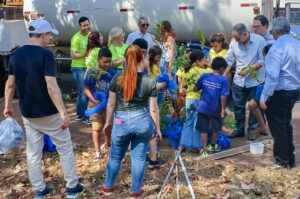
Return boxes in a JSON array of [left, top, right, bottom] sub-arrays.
[[82, 118, 92, 125], [75, 115, 83, 121], [148, 158, 166, 168], [34, 187, 53, 199], [66, 183, 84, 199]]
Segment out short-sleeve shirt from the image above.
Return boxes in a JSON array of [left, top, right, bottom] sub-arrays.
[[109, 72, 157, 111], [148, 64, 161, 80], [195, 73, 229, 116], [84, 68, 116, 102], [182, 66, 213, 100], [8, 45, 58, 118], [71, 31, 90, 68], [86, 47, 100, 71], [109, 43, 128, 70], [208, 49, 228, 62], [176, 67, 185, 93]]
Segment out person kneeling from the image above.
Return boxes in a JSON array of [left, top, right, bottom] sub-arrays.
[[194, 57, 229, 157]]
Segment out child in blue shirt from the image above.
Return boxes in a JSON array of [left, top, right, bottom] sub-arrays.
[[84, 48, 116, 160], [194, 57, 229, 157]]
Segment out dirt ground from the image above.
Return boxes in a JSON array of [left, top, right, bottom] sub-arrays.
[[2, 99, 300, 167], [1, 99, 300, 198]]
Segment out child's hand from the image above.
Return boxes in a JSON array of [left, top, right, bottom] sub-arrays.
[[154, 129, 163, 141], [157, 82, 167, 90], [92, 99, 100, 105], [103, 123, 112, 134], [221, 110, 227, 118]]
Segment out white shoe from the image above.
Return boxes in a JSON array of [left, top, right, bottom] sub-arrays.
[[100, 144, 105, 151], [94, 151, 102, 161]]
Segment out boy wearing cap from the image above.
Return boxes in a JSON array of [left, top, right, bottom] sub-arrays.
[[70, 16, 91, 124], [3, 19, 84, 199]]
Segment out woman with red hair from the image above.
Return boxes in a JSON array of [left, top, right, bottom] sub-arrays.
[[100, 45, 161, 198]]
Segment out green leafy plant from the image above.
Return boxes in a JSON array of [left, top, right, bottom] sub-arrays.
[[196, 30, 205, 50], [159, 99, 171, 131], [154, 21, 164, 43], [175, 44, 187, 71], [241, 65, 260, 82], [62, 94, 71, 102]]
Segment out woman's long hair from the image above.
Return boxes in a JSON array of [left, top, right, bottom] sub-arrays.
[[161, 20, 178, 42], [148, 45, 162, 73], [108, 27, 123, 46], [117, 45, 143, 102], [184, 49, 205, 73], [85, 31, 102, 57]]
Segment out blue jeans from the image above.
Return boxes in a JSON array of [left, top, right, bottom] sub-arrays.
[[71, 67, 87, 118], [104, 108, 154, 194], [232, 83, 258, 135], [179, 99, 202, 149]]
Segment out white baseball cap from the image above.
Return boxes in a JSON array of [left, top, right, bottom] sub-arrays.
[[28, 19, 59, 35]]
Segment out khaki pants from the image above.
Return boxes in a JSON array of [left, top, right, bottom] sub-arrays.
[[22, 113, 78, 191]]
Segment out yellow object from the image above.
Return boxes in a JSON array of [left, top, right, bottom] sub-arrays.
[[208, 49, 228, 61], [148, 64, 161, 80], [182, 66, 213, 99], [86, 47, 101, 71]]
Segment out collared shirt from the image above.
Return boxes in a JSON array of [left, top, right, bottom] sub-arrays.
[[263, 31, 275, 44], [126, 30, 156, 50], [260, 34, 300, 102], [226, 33, 267, 88]]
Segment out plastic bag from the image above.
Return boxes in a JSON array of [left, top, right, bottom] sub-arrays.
[[216, 132, 231, 150], [156, 72, 178, 91], [43, 134, 56, 152], [85, 91, 108, 117], [0, 117, 24, 154]]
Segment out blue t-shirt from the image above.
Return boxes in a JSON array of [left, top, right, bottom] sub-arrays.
[[195, 73, 229, 116], [84, 68, 116, 102], [8, 45, 58, 118]]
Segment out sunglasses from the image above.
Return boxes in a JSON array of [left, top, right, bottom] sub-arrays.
[[141, 23, 149, 27]]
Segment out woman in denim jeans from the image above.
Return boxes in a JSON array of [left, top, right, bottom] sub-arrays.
[[100, 45, 162, 198]]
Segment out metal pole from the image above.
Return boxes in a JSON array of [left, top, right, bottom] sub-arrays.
[[157, 150, 181, 199], [178, 154, 196, 199], [176, 164, 180, 199]]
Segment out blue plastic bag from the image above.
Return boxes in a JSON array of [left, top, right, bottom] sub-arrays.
[[156, 72, 178, 91], [85, 91, 108, 117], [161, 116, 182, 149], [216, 132, 231, 149], [0, 117, 24, 154], [43, 134, 56, 152]]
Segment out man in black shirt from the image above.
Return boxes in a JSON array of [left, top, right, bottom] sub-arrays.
[[3, 19, 84, 199]]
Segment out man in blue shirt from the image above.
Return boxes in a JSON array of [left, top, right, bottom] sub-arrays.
[[3, 19, 84, 198], [225, 23, 267, 139], [253, 15, 275, 44], [260, 17, 300, 169], [126, 17, 157, 50]]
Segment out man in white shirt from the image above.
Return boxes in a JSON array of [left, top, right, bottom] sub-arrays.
[[126, 17, 157, 50]]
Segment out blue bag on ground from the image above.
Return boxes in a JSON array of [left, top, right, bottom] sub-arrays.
[[43, 134, 56, 152], [216, 132, 231, 149], [85, 91, 108, 117], [161, 116, 182, 149], [0, 117, 24, 154]]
